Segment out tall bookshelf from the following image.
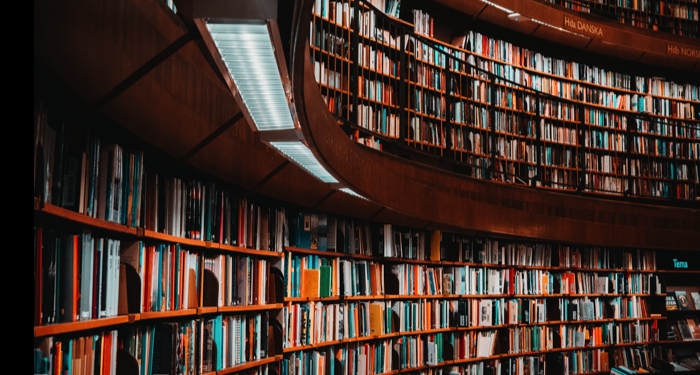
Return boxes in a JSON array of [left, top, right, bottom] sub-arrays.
[[309, 0, 699, 200], [279, 217, 700, 374], [33, 83, 287, 373]]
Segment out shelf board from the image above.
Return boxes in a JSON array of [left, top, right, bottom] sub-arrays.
[[198, 307, 219, 315], [218, 304, 283, 313], [284, 247, 383, 260], [218, 243, 284, 258], [217, 355, 283, 375], [40, 202, 137, 235], [143, 230, 214, 248], [35, 201, 282, 258], [34, 316, 129, 337], [284, 247, 351, 257], [136, 309, 198, 321], [285, 296, 342, 303]]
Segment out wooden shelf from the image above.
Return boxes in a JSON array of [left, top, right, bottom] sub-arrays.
[[36, 201, 282, 258], [218, 304, 283, 313], [285, 296, 342, 302], [136, 309, 199, 321], [217, 355, 283, 375], [218, 243, 284, 258], [39, 202, 138, 236], [34, 316, 129, 338], [198, 307, 219, 315]]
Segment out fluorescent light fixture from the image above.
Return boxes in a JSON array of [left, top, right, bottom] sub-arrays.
[[508, 13, 531, 21], [340, 188, 368, 200], [270, 141, 338, 183], [207, 23, 295, 131]]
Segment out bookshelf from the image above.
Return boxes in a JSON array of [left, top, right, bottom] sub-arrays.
[[34, 0, 699, 373], [546, 0, 699, 38], [33, 97, 288, 373], [280, 217, 698, 374], [309, 0, 699, 200]]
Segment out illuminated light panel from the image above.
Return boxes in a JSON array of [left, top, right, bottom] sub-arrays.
[[207, 23, 295, 131], [270, 142, 338, 183], [340, 188, 368, 200]]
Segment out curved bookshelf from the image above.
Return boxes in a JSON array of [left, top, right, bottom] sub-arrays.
[[309, 0, 699, 202]]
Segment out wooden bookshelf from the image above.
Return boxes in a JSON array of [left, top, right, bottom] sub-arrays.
[[34, 316, 129, 338], [38, 202, 138, 236], [218, 304, 283, 313], [308, 0, 700, 203], [217, 355, 283, 375]]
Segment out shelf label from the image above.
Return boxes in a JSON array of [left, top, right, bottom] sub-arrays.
[[563, 16, 603, 38], [667, 44, 700, 59]]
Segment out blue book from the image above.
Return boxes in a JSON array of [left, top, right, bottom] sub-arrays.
[[216, 315, 223, 370]]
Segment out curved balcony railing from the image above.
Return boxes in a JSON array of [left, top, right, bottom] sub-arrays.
[[546, 0, 699, 38], [307, 0, 699, 202]]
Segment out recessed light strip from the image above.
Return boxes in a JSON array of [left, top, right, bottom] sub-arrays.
[[207, 23, 296, 131], [270, 142, 339, 183], [340, 188, 368, 200]]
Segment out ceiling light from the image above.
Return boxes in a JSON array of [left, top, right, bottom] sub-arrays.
[[508, 13, 531, 21], [270, 142, 338, 183], [206, 22, 295, 131], [340, 188, 368, 200]]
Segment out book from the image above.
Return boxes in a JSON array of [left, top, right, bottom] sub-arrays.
[[369, 303, 384, 336], [676, 291, 692, 310], [301, 269, 320, 298], [686, 316, 700, 341], [678, 320, 694, 341], [692, 292, 700, 309], [667, 295, 679, 311]]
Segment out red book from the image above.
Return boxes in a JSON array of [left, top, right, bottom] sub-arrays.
[[102, 331, 112, 375], [35, 227, 43, 325], [72, 235, 79, 322], [509, 267, 515, 295]]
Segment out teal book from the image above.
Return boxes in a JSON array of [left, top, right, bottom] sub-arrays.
[[320, 265, 332, 298], [64, 339, 72, 375], [297, 213, 313, 249], [148, 326, 156, 375]]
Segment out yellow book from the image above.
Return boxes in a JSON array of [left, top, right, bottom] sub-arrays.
[[301, 269, 320, 298], [369, 303, 384, 336]]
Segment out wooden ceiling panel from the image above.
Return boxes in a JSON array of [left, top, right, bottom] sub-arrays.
[[314, 192, 382, 220], [476, 6, 539, 36], [255, 162, 335, 209], [34, 0, 186, 103], [184, 124, 286, 192]]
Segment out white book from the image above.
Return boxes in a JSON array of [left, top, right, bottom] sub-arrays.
[[480, 300, 492, 326]]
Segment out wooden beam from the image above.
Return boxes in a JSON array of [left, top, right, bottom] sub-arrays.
[[176, 112, 245, 164], [89, 33, 196, 112]]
